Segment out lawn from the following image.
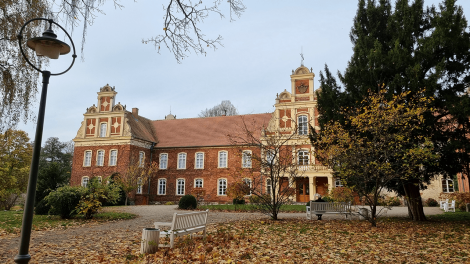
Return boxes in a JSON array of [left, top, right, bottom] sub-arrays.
[[0, 209, 136, 234], [198, 204, 306, 212]]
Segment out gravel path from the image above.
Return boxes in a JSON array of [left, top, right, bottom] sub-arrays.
[[0, 205, 443, 262]]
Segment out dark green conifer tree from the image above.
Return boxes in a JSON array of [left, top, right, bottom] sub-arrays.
[[314, 0, 470, 221]]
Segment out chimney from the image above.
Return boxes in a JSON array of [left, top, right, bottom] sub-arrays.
[[132, 108, 139, 116]]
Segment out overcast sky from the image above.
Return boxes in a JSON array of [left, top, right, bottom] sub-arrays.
[[17, 0, 470, 145]]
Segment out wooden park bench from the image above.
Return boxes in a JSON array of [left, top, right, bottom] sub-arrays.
[[306, 201, 352, 220], [154, 209, 209, 248]]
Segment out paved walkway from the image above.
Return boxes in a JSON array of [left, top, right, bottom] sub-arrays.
[[0, 205, 443, 262]]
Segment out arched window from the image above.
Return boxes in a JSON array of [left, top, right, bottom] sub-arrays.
[[81, 176, 89, 187], [442, 178, 454, 193], [195, 179, 203, 188], [139, 151, 145, 167], [137, 178, 143, 194], [178, 153, 187, 169], [298, 115, 308, 135], [177, 179, 185, 195], [84, 150, 92, 167], [158, 179, 166, 195], [109, 150, 118, 166], [219, 151, 228, 168], [195, 152, 204, 169], [242, 150, 252, 168], [218, 179, 227, 195], [97, 150, 105, 166]]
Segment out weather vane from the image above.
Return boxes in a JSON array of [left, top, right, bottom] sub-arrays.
[[300, 46, 304, 66]]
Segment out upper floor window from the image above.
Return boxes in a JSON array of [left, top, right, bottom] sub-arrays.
[[110, 150, 117, 166], [243, 178, 252, 195], [298, 115, 308, 135], [160, 154, 168, 169], [81, 176, 89, 187], [335, 178, 343, 187], [158, 179, 166, 195], [442, 178, 454, 193], [100, 123, 107, 137], [84, 151, 92, 166], [137, 178, 143, 194], [195, 153, 204, 169], [266, 179, 272, 195], [298, 150, 309, 165], [195, 178, 203, 188], [218, 179, 227, 195], [219, 151, 228, 168], [242, 151, 252, 168], [97, 150, 105, 166], [266, 149, 275, 164], [178, 153, 187, 169], [139, 151, 145, 167], [177, 179, 185, 195]]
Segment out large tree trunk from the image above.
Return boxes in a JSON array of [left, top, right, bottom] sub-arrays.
[[403, 181, 426, 221]]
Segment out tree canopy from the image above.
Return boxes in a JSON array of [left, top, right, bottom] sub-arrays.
[[311, 89, 439, 226], [316, 0, 470, 221], [199, 100, 239, 117]]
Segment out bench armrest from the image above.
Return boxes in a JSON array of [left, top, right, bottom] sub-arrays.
[[154, 222, 172, 229]]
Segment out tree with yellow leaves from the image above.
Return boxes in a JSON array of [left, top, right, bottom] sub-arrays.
[[114, 160, 158, 206], [311, 88, 439, 226]]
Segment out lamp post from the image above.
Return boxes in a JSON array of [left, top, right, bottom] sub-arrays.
[[15, 18, 76, 264]]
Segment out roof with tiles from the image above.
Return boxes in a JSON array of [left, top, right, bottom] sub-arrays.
[[152, 113, 273, 148], [126, 112, 159, 143]]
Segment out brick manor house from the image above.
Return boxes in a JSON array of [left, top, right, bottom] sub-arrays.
[[70, 65, 467, 205]]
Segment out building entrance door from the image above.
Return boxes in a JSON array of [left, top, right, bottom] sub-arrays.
[[315, 177, 328, 196], [296, 178, 310, 203]]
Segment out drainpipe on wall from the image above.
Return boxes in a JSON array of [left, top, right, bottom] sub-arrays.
[[148, 142, 156, 204]]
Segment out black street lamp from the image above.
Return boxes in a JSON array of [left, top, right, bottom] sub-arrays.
[[15, 18, 76, 264]]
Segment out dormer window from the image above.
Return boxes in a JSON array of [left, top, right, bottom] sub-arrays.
[[100, 123, 107, 137]]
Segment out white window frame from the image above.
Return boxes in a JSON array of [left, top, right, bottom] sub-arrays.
[[266, 149, 275, 164], [243, 178, 252, 195], [109, 149, 118, 166], [266, 178, 272, 195], [178, 153, 187, 170], [139, 151, 145, 167], [195, 178, 203, 188], [335, 178, 343, 187], [218, 178, 227, 196], [84, 150, 92, 167], [218, 151, 228, 168], [81, 176, 89, 187], [195, 152, 204, 169], [158, 179, 167, 195], [100, 122, 107, 137], [442, 178, 454, 193], [298, 150, 310, 165], [298, 115, 308, 135], [159, 153, 168, 170], [97, 150, 105, 166], [97, 176, 102, 184], [242, 150, 252, 168], [176, 179, 185, 195], [137, 178, 143, 194]]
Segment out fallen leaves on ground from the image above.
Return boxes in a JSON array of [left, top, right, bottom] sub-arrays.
[[1, 218, 470, 263]]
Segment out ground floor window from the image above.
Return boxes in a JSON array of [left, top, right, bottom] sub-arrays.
[[335, 178, 343, 187], [442, 178, 454, 193], [218, 179, 227, 195], [137, 178, 143, 194], [266, 179, 272, 195], [195, 178, 203, 188], [81, 176, 89, 187], [177, 179, 185, 195], [158, 179, 166, 195]]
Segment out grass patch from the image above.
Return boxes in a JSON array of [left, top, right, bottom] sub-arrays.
[[428, 209, 470, 221], [197, 204, 306, 212], [0, 210, 137, 234]]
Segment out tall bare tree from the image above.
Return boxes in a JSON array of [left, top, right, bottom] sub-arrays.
[[228, 116, 308, 220]]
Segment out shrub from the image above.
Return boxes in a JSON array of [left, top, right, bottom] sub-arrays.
[[35, 199, 51, 215], [75, 177, 121, 219], [178, 195, 197, 209], [426, 198, 438, 207], [441, 192, 470, 211], [233, 198, 245, 205], [165, 201, 174, 205], [45, 186, 84, 219], [327, 187, 355, 203], [385, 197, 402, 206]]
